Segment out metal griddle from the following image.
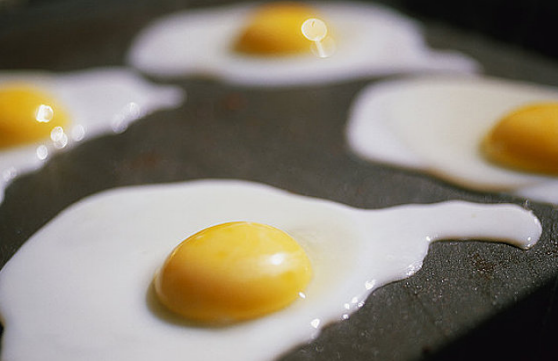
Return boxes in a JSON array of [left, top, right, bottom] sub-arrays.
[[1, 0, 558, 360]]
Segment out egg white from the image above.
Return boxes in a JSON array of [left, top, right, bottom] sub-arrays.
[[0, 67, 185, 203], [126, 2, 479, 86], [0, 179, 540, 361], [346, 76, 558, 205]]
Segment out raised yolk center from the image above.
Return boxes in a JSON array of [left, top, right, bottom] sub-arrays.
[[481, 102, 558, 175], [154, 221, 313, 324], [0, 84, 69, 149], [233, 2, 324, 56]]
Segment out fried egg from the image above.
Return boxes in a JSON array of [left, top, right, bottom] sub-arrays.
[[346, 76, 558, 205], [0, 180, 541, 361], [0, 68, 185, 203], [126, 1, 478, 86]]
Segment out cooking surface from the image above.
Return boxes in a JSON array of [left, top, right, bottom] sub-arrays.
[[1, 0, 558, 360]]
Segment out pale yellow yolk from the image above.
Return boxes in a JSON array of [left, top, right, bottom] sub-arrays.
[[233, 2, 323, 56], [0, 84, 69, 149], [154, 221, 313, 324], [482, 102, 558, 175]]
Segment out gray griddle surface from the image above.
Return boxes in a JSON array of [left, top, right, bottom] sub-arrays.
[[1, 1, 558, 360]]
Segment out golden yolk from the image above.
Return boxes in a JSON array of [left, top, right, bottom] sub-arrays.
[[481, 102, 558, 175], [233, 2, 323, 56], [0, 84, 69, 149], [154, 221, 313, 324]]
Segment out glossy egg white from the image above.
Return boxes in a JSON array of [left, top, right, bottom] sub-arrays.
[[127, 2, 479, 86], [0, 68, 185, 203], [0, 180, 541, 361], [346, 76, 558, 205]]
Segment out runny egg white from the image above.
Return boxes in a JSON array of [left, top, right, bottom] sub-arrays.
[[126, 1, 478, 86], [0, 180, 541, 361], [346, 76, 558, 205], [0, 68, 185, 203]]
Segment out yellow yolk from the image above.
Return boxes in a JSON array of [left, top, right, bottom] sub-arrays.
[[0, 84, 69, 149], [154, 221, 313, 324], [482, 102, 558, 175], [233, 2, 323, 56]]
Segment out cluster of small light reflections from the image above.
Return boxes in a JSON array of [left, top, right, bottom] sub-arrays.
[[301, 18, 336, 58], [34, 103, 63, 160], [298, 272, 377, 329], [307, 279, 377, 329], [33, 101, 143, 161], [36, 128, 67, 160]]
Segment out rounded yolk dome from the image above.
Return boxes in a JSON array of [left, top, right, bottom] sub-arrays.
[[233, 2, 323, 56], [482, 102, 558, 175], [154, 221, 313, 324], [0, 84, 69, 149]]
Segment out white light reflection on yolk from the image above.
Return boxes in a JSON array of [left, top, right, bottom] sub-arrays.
[[301, 18, 335, 58], [270, 253, 287, 266], [301, 18, 327, 42], [35, 104, 54, 123]]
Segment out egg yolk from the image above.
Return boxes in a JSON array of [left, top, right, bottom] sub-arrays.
[[154, 221, 313, 324], [481, 102, 558, 175], [233, 2, 324, 56], [0, 84, 69, 149]]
